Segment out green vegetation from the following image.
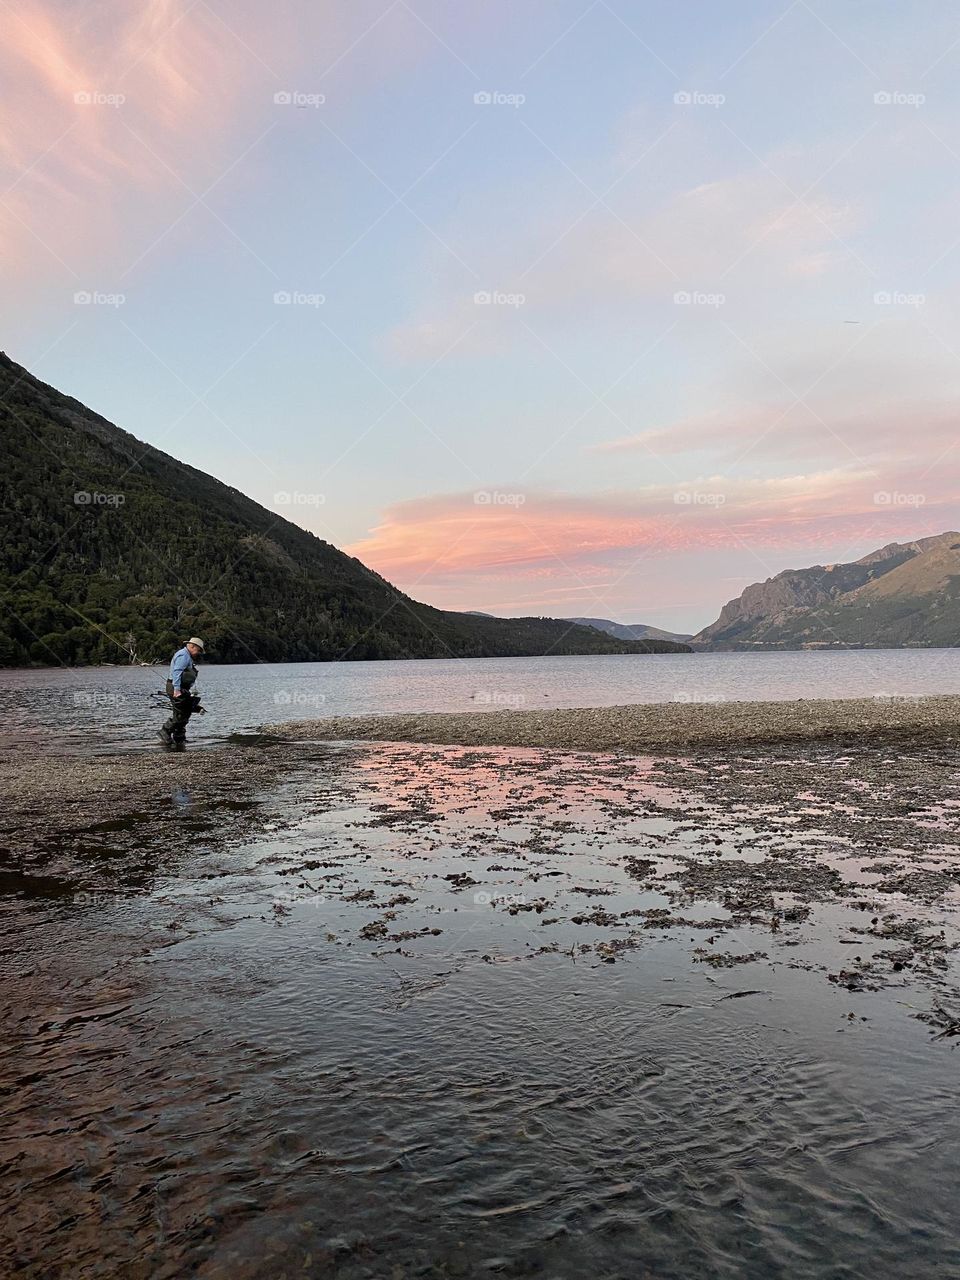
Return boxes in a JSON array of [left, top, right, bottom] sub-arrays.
[[0, 353, 689, 667]]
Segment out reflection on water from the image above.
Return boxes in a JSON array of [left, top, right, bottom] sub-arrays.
[[3, 742, 960, 1276], [4, 647, 960, 753]]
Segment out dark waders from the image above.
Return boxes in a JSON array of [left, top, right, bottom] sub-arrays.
[[163, 665, 197, 744]]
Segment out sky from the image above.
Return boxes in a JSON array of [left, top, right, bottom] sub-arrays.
[[4, 0, 960, 634]]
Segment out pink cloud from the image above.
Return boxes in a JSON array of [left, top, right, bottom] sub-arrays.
[[346, 468, 960, 613], [0, 1, 260, 277], [0, 0, 425, 281]]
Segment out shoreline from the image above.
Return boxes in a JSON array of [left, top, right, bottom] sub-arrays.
[[5, 644, 960, 675], [265, 693, 960, 753]]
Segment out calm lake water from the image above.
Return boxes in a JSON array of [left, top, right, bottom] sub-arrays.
[[4, 647, 960, 751]]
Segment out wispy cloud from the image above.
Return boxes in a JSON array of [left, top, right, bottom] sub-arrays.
[[347, 465, 955, 600], [0, 0, 425, 280], [387, 154, 860, 359], [592, 398, 960, 463], [0, 0, 262, 275]]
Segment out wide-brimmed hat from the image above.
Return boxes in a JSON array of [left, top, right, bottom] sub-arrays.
[[186, 636, 205, 652]]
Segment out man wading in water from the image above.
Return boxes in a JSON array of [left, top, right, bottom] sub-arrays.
[[159, 637, 204, 750]]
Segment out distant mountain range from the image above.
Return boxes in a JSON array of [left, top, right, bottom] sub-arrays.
[[470, 612, 692, 646], [692, 533, 960, 649], [0, 353, 691, 666], [563, 617, 693, 645]]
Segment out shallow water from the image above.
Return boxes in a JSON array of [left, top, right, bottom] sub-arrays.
[[4, 647, 960, 753], [3, 742, 960, 1277]]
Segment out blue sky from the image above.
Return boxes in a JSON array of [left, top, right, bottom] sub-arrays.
[[5, 0, 960, 631]]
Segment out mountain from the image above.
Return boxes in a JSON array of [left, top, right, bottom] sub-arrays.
[[564, 617, 693, 645], [0, 353, 691, 666], [693, 534, 960, 649]]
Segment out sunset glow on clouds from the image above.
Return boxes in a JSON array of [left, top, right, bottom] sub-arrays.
[[0, 0, 249, 275], [349, 471, 885, 578], [0, 0, 393, 280], [5, 2, 960, 631], [347, 466, 960, 618]]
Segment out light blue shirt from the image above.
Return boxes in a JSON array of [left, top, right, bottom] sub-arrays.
[[169, 647, 196, 692]]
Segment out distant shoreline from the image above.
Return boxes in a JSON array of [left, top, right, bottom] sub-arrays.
[[264, 694, 960, 754], [1, 651, 693, 672], [6, 644, 960, 674]]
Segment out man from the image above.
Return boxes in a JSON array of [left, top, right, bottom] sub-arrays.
[[159, 637, 205, 749]]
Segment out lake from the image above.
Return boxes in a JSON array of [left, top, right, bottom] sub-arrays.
[[3, 647, 960, 751]]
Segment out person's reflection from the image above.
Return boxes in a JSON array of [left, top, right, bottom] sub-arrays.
[[172, 785, 192, 811]]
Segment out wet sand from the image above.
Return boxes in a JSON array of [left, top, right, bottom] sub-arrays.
[[265, 692, 960, 753], [0, 736, 311, 864], [3, 727, 960, 1276]]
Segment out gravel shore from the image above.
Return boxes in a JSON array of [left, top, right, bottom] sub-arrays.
[[0, 737, 311, 858], [265, 693, 960, 753]]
